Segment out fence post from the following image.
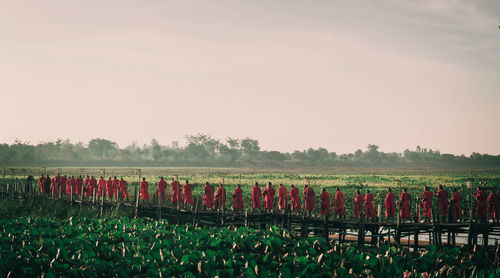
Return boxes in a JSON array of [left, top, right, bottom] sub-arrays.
[[135, 186, 140, 218], [100, 190, 105, 217], [157, 191, 162, 220]]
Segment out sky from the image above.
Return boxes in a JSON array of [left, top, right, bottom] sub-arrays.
[[1, 0, 499, 155]]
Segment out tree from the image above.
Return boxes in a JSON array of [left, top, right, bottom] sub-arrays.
[[240, 138, 260, 161], [88, 138, 118, 160]]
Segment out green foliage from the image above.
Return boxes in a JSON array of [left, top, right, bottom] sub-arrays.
[[0, 217, 498, 277]]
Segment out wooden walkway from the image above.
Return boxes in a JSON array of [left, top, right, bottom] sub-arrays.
[[2, 179, 500, 250]]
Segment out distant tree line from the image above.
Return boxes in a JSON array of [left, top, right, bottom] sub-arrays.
[[1, 134, 499, 167]]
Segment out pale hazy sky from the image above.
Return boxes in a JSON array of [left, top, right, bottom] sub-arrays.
[[1, 1, 499, 155]]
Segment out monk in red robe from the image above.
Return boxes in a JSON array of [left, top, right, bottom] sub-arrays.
[[203, 182, 214, 210], [97, 176, 106, 198], [75, 176, 83, 195], [89, 176, 97, 197], [119, 178, 129, 200], [157, 177, 167, 202], [399, 188, 411, 221], [289, 185, 300, 213], [183, 180, 194, 209], [476, 187, 487, 221], [436, 185, 449, 222], [171, 178, 181, 206], [385, 188, 395, 221], [263, 182, 275, 212], [450, 188, 461, 221], [334, 187, 345, 219], [66, 176, 75, 195], [60, 175, 67, 195], [215, 184, 226, 210], [320, 188, 331, 217], [39, 175, 45, 193], [251, 182, 262, 211], [353, 190, 363, 219], [140, 178, 149, 200], [422, 186, 433, 222], [304, 185, 315, 215], [364, 190, 375, 220], [112, 176, 120, 199], [84, 176, 91, 196], [106, 177, 113, 199], [232, 184, 243, 212], [277, 184, 288, 211], [50, 176, 58, 194], [487, 189, 499, 221]]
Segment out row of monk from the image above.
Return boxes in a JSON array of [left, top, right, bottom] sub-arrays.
[[37, 175, 499, 222]]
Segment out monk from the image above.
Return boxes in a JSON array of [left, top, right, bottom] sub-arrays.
[[364, 190, 375, 220], [171, 178, 181, 206], [66, 176, 75, 195], [183, 180, 194, 209], [97, 176, 106, 198], [75, 175, 83, 195], [353, 190, 363, 219], [119, 178, 129, 200], [450, 188, 461, 221], [215, 184, 226, 210], [50, 176, 58, 195], [39, 175, 45, 193], [251, 182, 262, 212], [277, 184, 288, 211], [112, 176, 120, 199], [263, 182, 275, 212], [84, 176, 91, 196], [157, 177, 167, 202], [385, 188, 395, 221], [42, 175, 51, 194], [320, 188, 331, 217], [487, 189, 499, 221], [60, 175, 67, 195], [106, 177, 113, 199], [140, 178, 150, 200], [232, 184, 243, 212], [436, 185, 449, 222], [304, 184, 315, 215], [89, 176, 97, 197], [476, 187, 487, 221], [399, 188, 411, 221], [289, 184, 301, 212], [334, 187, 345, 219], [422, 186, 433, 222], [203, 182, 214, 210]]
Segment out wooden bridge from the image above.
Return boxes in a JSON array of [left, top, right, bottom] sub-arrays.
[[2, 178, 500, 251]]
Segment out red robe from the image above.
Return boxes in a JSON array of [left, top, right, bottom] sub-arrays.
[[215, 186, 226, 209], [75, 177, 83, 195], [89, 178, 97, 197], [119, 180, 129, 199], [171, 180, 181, 204], [183, 183, 194, 206], [140, 181, 150, 200], [320, 191, 331, 216], [385, 191, 395, 218], [97, 178, 106, 197], [476, 189, 487, 219], [203, 184, 214, 208], [399, 192, 411, 219], [289, 187, 300, 211], [157, 180, 167, 202], [84, 177, 91, 196], [106, 179, 113, 199], [251, 186, 262, 209], [60, 176, 67, 194], [487, 193, 499, 220], [112, 178, 120, 199], [422, 190, 433, 218], [66, 178, 75, 195], [263, 186, 275, 210], [354, 193, 363, 218], [39, 176, 45, 193], [232, 187, 243, 210], [334, 191, 345, 216], [364, 193, 375, 218], [451, 192, 461, 220], [304, 187, 315, 211], [50, 177, 58, 194], [278, 186, 288, 210], [436, 189, 449, 217]]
